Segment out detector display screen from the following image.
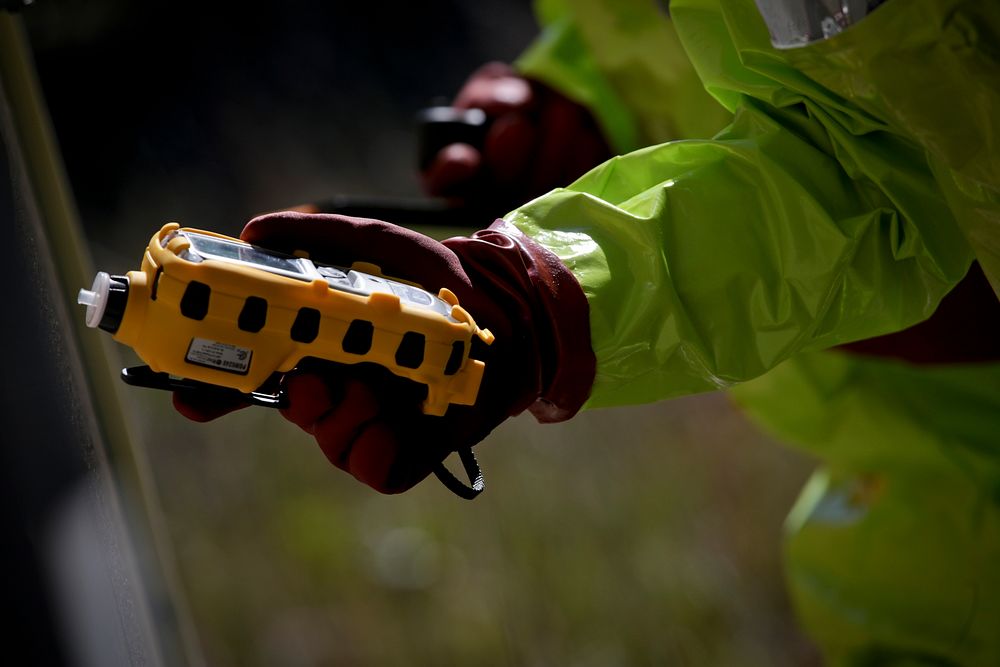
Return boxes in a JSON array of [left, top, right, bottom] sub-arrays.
[[186, 232, 307, 275]]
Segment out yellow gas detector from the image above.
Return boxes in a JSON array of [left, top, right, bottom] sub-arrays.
[[78, 223, 494, 417]]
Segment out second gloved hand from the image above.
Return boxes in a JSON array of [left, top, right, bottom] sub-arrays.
[[174, 211, 595, 494], [421, 62, 611, 209]]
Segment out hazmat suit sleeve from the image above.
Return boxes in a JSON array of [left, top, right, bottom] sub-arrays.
[[503, 0, 980, 410], [515, 0, 732, 152]]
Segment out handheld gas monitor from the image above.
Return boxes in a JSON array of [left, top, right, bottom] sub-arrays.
[[78, 223, 494, 417]]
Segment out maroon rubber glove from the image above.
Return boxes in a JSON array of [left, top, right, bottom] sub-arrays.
[[421, 62, 611, 209], [174, 211, 595, 494]]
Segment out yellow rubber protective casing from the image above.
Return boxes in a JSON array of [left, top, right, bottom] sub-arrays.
[[114, 223, 494, 416]]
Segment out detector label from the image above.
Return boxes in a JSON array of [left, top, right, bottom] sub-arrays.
[[185, 338, 252, 375]]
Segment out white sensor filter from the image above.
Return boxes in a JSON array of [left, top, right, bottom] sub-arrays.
[[78, 271, 111, 329]]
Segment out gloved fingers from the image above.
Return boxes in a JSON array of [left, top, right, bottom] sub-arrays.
[[482, 111, 538, 186], [427, 73, 608, 203], [422, 112, 537, 199], [312, 382, 445, 493], [421, 142, 483, 198], [284, 366, 442, 494], [347, 422, 432, 493], [528, 92, 608, 194], [423, 104, 558, 202], [454, 62, 534, 115], [172, 389, 251, 423], [278, 370, 346, 434], [305, 378, 381, 469], [240, 211, 471, 292], [281, 366, 395, 488], [420, 58, 611, 206], [421, 64, 532, 201], [326, 418, 445, 494]]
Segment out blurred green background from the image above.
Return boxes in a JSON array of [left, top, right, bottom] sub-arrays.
[[24, 0, 821, 664], [131, 380, 819, 666]]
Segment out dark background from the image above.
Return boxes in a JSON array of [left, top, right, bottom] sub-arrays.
[[25, 0, 537, 244]]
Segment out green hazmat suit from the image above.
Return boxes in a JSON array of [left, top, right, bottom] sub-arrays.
[[504, 0, 1000, 663]]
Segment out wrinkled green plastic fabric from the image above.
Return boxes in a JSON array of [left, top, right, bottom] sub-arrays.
[[731, 353, 1000, 665], [506, 0, 1000, 664], [507, 0, 997, 409], [517, 0, 732, 153]]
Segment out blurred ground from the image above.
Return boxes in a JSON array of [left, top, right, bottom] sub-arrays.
[[24, 1, 821, 665]]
